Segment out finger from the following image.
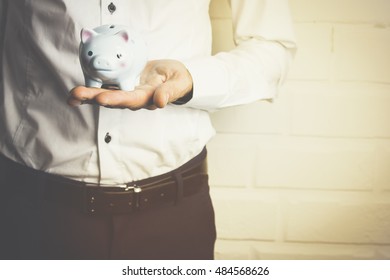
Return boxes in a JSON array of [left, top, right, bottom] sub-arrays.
[[153, 78, 189, 108], [68, 86, 110, 106], [145, 104, 158, 110], [94, 85, 156, 110], [153, 84, 171, 108], [139, 61, 166, 85]]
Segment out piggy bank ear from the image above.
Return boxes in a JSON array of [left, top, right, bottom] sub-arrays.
[[81, 28, 97, 44], [116, 30, 129, 43]]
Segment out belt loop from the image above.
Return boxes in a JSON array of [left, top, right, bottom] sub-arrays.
[[173, 171, 183, 204]]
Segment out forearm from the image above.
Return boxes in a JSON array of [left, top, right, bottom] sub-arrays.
[[182, 39, 294, 110], [179, 0, 296, 111]]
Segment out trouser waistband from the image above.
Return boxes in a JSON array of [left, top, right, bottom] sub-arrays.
[[0, 149, 208, 215]]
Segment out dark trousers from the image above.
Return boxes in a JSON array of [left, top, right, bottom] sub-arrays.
[[0, 152, 216, 260]]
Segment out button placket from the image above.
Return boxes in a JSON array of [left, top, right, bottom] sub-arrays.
[[97, 106, 124, 183]]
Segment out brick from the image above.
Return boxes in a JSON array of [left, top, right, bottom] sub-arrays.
[[214, 240, 253, 260], [213, 0, 390, 24], [290, 0, 390, 24], [209, 0, 231, 19], [254, 243, 390, 260], [210, 92, 289, 135], [215, 240, 390, 260], [289, 82, 390, 138], [207, 135, 258, 187], [374, 141, 390, 191], [210, 188, 278, 240], [333, 25, 390, 83], [287, 23, 332, 80], [251, 243, 388, 260], [255, 137, 374, 190], [211, 18, 235, 54], [286, 194, 390, 244], [209, 0, 234, 54]]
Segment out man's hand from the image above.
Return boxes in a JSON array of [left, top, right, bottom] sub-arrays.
[[68, 59, 193, 110]]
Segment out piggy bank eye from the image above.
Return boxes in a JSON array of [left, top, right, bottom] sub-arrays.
[[117, 53, 122, 59], [88, 51, 93, 56]]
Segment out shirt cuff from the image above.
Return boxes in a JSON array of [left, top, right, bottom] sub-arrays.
[[181, 56, 229, 111]]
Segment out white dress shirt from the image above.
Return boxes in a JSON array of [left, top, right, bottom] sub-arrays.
[[0, 0, 296, 184]]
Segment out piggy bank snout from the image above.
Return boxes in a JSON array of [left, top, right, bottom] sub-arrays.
[[91, 56, 113, 71]]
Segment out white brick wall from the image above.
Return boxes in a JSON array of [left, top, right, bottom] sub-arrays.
[[208, 0, 390, 259]]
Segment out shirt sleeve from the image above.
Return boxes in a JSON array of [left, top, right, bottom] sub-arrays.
[[181, 0, 297, 111]]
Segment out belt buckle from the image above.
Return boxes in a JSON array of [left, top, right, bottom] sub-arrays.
[[83, 183, 142, 215]]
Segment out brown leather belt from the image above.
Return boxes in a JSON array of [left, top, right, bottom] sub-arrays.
[[1, 148, 208, 215]]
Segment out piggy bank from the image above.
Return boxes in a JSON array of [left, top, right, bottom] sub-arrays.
[[79, 24, 147, 91]]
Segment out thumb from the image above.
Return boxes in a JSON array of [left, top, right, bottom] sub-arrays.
[[153, 81, 176, 108]]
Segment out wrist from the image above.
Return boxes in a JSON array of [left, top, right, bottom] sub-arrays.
[[172, 87, 193, 105]]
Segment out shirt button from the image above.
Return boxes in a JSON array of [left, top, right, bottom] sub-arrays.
[[108, 2, 116, 14], [104, 133, 112, 143]]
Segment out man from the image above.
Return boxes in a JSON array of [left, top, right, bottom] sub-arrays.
[[0, 0, 296, 259]]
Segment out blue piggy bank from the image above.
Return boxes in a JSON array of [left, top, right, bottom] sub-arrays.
[[79, 25, 147, 91]]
